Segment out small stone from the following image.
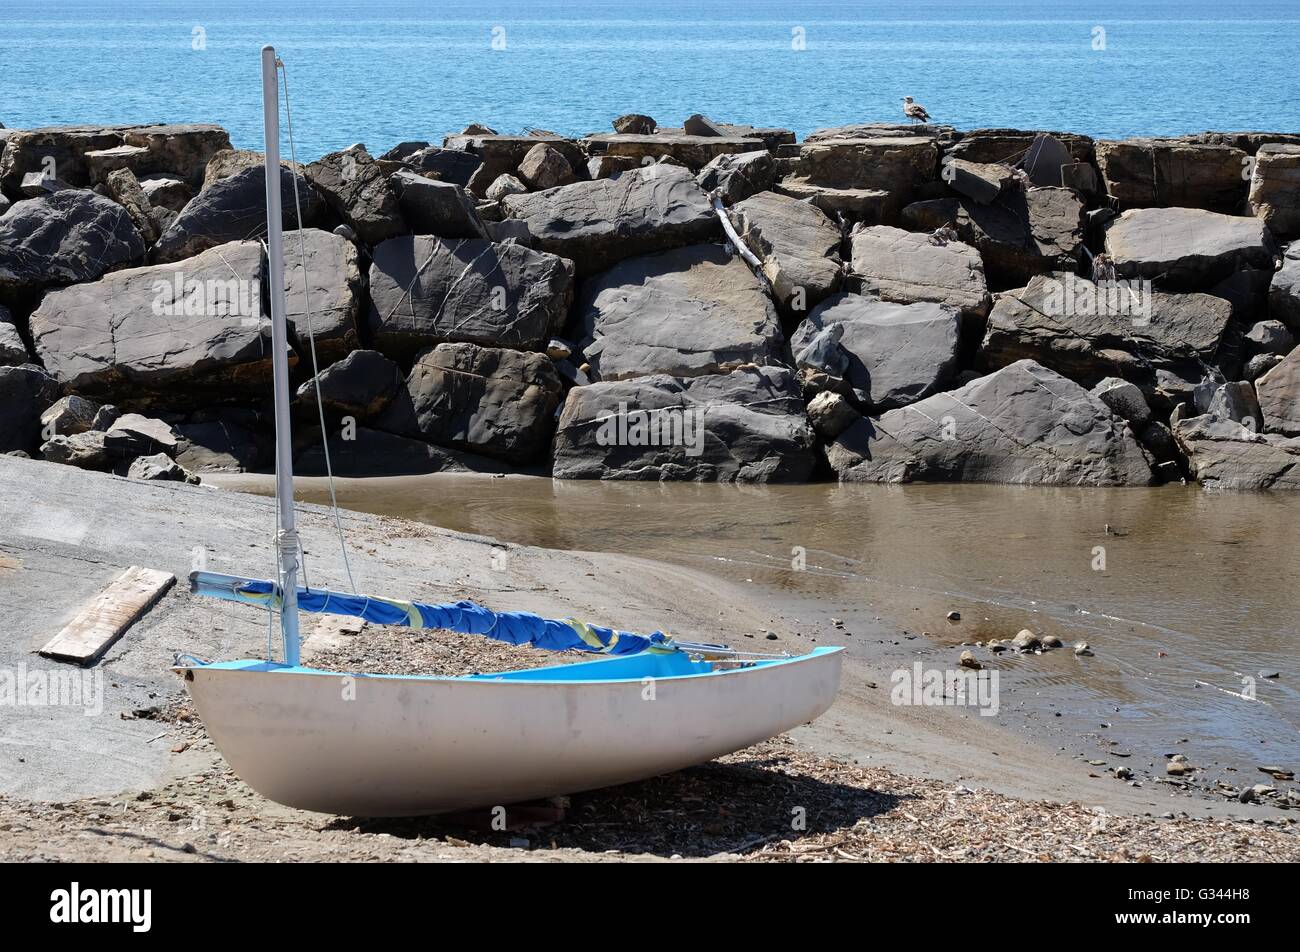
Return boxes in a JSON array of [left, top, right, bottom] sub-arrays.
[[958, 650, 981, 670], [1074, 641, 1094, 656], [946, 610, 961, 621], [1114, 766, 1133, 780], [1041, 634, 1063, 648], [485, 173, 529, 202], [1011, 628, 1040, 650], [545, 338, 573, 361]]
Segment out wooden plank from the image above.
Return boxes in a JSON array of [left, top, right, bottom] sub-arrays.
[[39, 566, 175, 665]]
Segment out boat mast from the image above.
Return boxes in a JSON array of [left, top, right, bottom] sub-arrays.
[[261, 44, 302, 666]]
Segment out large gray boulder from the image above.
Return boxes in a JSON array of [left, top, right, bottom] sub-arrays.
[[980, 273, 1234, 390], [0, 364, 61, 454], [103, 168, 168, 244], [139, 174, 193, 213], [443, 133, 585, 178], [499, 165, 718, 275], [944, 128, 1095, 170], [826, 359, 1154, 486], [900, 187, 1084, 287], [280, 228, 362, 363], [849, 225, 990, 318], [304, 144, 406, 245], [387, 146, 481, 188], [376, 342, 562, 463], [728, 191, 842, 316], [552, 366, 815, 482], [0, 306, 29, 365], [577, 244, 784, 381], [30, 240, 273, 403], [295, 348, 404, 421], [389, 170, 486, 239], [0, 124, 230, 193], [174, 418, 265, 473], [696, 151, 775, 205], [127, 452, 199, 484], [201, 149, 270, 190], [1095, 138, 1249, 212], [1248, 144, 1300, 239], [583, 133, 765, 170], [791, 293, 962, 411], [153, 165, 325, 263], [944, 158, 1018, 204], [0, 190, 145, 290], [1172, 413, 1300, 490], [612, 114, 657, 136], [1271, 243, 1300, 332], [517, 143, 577, 191], [794, 136, 937, 193], [367, 235, 573, 358], [39, 394, 100, 437], [1103, 207, 1278, 289], [1256, 346, 1300, 435], [775, 178, 891, 224]]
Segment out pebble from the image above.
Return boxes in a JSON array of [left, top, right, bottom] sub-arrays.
[[946, 611, 961, 621], [1011, 629, 1040, 650], [1074, 641, 1094, 656], [1041, 634, 1063, 648], [958, 650, 981, 670], [1114, 766, 1133, 780]]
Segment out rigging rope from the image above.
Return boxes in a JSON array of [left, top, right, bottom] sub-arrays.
[[278, 58, 358, 594]]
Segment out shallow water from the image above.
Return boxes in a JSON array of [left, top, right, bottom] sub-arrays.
[[3, 1, 1300, 157], [223, 474, 1300, 778]]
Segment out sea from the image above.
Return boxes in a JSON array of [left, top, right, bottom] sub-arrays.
[[2, 0, 1299, 159]]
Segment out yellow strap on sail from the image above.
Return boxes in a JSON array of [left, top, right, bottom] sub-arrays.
[[566, 618, 616, 653], [372, 595, 423, 628]]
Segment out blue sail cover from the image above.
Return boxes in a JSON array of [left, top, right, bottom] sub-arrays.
[[190, 572, 673, 656]]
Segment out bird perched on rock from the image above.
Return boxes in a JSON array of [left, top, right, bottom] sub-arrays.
[[902, 96, 931, 123]]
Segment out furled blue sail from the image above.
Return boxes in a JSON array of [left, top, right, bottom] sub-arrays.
[[190, 571, 676, 656]]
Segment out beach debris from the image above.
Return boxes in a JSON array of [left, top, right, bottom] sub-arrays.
[[38, 566, 176, 665]]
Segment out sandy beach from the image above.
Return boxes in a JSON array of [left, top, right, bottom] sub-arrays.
[[1, 455, 1295, 862]]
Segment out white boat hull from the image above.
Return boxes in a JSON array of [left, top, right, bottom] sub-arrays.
[[180, 648, 843, 816]]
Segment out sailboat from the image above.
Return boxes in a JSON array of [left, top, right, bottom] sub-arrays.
[[173, 46, 843, 817]]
